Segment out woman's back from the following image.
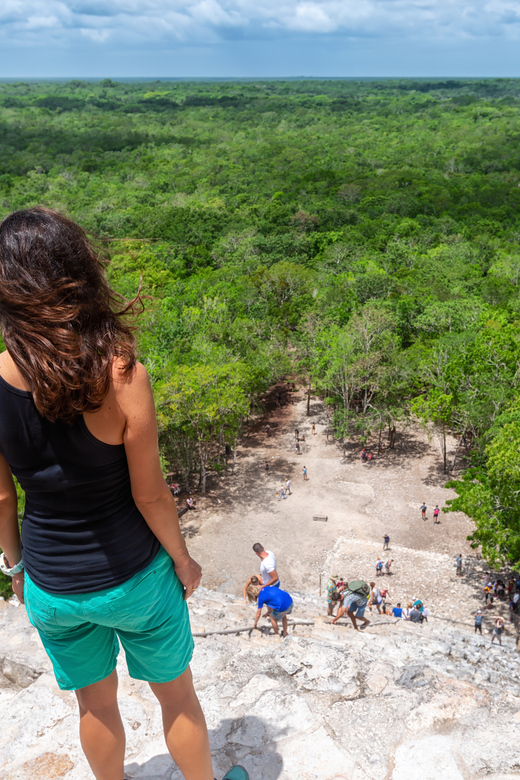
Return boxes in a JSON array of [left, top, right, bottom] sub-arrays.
[[0, 365, 160, 593]]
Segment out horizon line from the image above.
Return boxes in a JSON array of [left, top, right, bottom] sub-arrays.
[[1, 75, 519, 82]]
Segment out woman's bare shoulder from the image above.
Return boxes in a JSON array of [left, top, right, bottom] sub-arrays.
[[111, 360, 153, 412]]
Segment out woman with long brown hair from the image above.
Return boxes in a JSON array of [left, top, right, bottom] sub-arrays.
[[0, 208, 247, 780]]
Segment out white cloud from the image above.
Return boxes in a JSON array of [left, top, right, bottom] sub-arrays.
[[80, 26, 111, 40], [1, 0, 520, 45], [289, 3, 336, 32]]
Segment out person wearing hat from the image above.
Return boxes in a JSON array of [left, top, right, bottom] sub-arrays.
[[327, 573, 340, 616], [331, 581, 371, 631], [474, 609, 483, 634]]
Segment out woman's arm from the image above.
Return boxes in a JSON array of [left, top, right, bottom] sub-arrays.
[[0, 453, 24, 603], [115, 362, 202, 597], [243, 577, 252, 600]]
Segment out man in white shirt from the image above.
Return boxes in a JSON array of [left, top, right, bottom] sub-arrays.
[[252, 543, 280, 587]]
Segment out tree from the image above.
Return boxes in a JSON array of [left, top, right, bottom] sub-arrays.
[[156, 363, 250, 495], [447, 412, 520, 568], [412, 390, 455, 474]]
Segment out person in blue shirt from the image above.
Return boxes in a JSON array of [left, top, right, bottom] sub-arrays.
[[392, 603, 403, 618], [253, 586, 293, 637]]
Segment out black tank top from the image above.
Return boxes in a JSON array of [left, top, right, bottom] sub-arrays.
[[0, 374, 160, 594]]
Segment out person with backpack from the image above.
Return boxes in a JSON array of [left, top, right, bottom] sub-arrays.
[[420, 503, 427, 520], [375, 557, 384, 576], [433, 505, 440, 523], [331, 580, 371, 630]]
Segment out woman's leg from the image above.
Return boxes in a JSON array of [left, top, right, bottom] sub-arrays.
[[149, 666, 213, 780], [75, 670, 126, 780]]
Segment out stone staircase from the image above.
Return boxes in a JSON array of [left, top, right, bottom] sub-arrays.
[[1, 589, 519, 780]]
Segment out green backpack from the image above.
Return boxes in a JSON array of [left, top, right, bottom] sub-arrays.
[[347, 580, 370, 598]]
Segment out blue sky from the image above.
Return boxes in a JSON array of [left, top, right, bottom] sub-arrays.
[[0, 1, 519, 78]]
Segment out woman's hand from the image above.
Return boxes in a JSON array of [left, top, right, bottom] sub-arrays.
[[175, 555, 202, 599], [12, 570, 24, 604]]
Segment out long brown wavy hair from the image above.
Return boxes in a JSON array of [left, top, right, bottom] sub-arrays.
[[0, 207, 138, 423]]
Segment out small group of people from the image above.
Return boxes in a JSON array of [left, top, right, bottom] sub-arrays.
[[391, 600, 428, 622], [375, 557, 393, 576], [327, 574, 429, 627], [481, 570, 520, 633], [294, 429, 305, 455], [360, 448, 373, 463], [420, 503, 441, 523], [276, 479, 291, 500], [475, 610, 507, 644], [243, 544, 293, 638]]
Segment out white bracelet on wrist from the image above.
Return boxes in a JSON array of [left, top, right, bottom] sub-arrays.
[[0, 552, 24, 576]]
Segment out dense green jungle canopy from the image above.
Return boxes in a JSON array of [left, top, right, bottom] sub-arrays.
[[1, 76, 520, 587]]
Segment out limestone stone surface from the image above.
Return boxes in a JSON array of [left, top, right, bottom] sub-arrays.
[[1, 589, 519, 780]]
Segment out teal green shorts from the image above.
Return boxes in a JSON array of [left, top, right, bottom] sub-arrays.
[[24, 547, 194, 691]]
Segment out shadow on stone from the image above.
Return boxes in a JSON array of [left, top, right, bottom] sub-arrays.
[[124, 715, 284, 779]]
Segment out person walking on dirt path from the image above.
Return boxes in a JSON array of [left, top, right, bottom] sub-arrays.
[[295, 429, 299, 440], [278, 484, 286, 500], [474, 610, 483, 634], [253, 544, 280, 588], [265, 424, 270, 437], [456, 554, 463, 576], [253, 585, 293, 638], [433, 505, 440, 523], [375, 557, 383, 577], [285, 478, 291, 495], [491, 616, 505, 645], [312, 423, 316, 435], [302, 465, 308, 480], [331, 581, 371, 631], [264, 461, 269, 477], [384, 559, 394, 576], [383, 534, 390, 551], [421, 503, 427, 520], [295, 440, 300, 454]]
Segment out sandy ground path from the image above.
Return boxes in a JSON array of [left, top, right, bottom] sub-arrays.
[[182, 388, 508, 630]]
